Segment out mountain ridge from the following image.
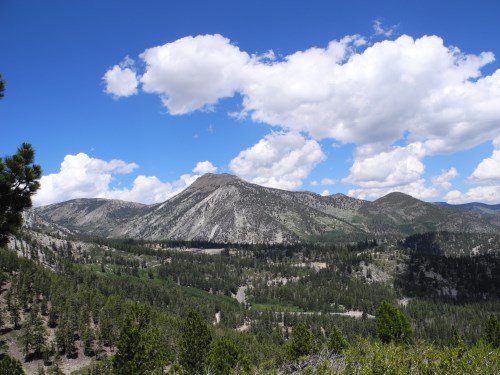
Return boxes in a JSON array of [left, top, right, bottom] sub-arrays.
[[32, 173, 500, 243]]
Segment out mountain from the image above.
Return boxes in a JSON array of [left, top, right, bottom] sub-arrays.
[[34, 198, 148, 236], [32, 173, 500, 243], [115, 174, 367, 243], [434, 201, 500, 228]]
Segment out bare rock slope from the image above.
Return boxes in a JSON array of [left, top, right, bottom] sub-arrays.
[[34, 173, 500, 243]]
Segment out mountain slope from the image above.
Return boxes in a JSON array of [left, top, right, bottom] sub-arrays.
[[35, 198, 148, 236], [115, 174, 367, 243], [33, 174, 500, 243]]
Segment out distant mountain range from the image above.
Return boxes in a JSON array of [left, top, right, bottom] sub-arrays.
[[32, 173, 500, 243]]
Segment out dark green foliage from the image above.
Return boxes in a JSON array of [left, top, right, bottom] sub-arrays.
[[0, 354, 25, 374], [112, 304, 166, 375], [19, 304, 47, 358], [179, 310, 212, 374], [286, 322, 314, 360], [7, 295, 21, 330], [376, 300, 413, 344], [0, 73, 5, 99], [327, 326, 348, 354], [0, 143, 42, 246], [82, 326, 95, 357], [484, 314, 500, 348], [207, 337, 247, 375]]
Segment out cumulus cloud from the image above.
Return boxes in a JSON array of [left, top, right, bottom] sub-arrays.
[[348, 180, 439, 201], [106, 34, 500, 151], [469, 149, 500, 182], [104, 33, 500, 201], [102, 174, 199, 204], [343, 143, 426, 189], [105, 34, 500, 151], [431, 168, 459, 190], [33, 153, 216, 206], [139, 34, 250, 114], [445, 141, 500, 204], [344, 146, 459, 200], [229, 132, 325, 190], [445, 186, 500, 204], [103, 57, 139, 97], [192, 160, 218, 174]]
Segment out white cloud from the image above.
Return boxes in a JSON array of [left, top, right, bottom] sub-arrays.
[[102, 174, 199, 204], [469, 149, 500, 182], [445, 186, 500, 204], [372, 19, 397, 37], [139, 34, 250, 114], [229, 132, 325, 190], [311, 178, 336, 186], [33, 153, 138, 206], [193, 160, 217, 174], [431, 168, 459, 190], [111, 33, 499, 156], [321, 190, 330, 196], [348, 180, 439, 201], [103, 58, 139, 97], [493, 136, 500, 149], [111, 35, 498, 154], [105, 33, 500, 201], [343, 143, 426, 189], [344, 147, 460, 200], [33, 153, 216, 206]]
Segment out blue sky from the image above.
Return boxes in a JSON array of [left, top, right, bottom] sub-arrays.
[[2, 0, 500, 206]]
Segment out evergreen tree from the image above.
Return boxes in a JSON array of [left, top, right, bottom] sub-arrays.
[[0, 354, 24, 375], [0, 143, 42, 246], [286, 322, 314, 360], [375, 301, 413, 344], [31, 304, 48, 357], [82, 326, 95, 357], [112, 304, 166, 374], [207, 337, 246, 375], [7, 296, 21, 330], [327, 326, 349, 354], [179, 310, 212, 374], [484, 315, 500, 348], [0, 73, 5, 99]]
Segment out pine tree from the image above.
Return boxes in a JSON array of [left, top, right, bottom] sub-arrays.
[[327, 326, 349, 354], [0, 354, 24, 375], [286, 322, 314, 360], [375, 300, 413, 344], [82, 326, 95, 357], [0, 73, 5, 99], [484, 314, 500, 348], [19, 316, 33, 358], [0, 143, 42, 246], [8, 297, 21, 330], [207, 337, 246, 375], [179, 310, 212, 374], [31, 305, 48, 357], [112, 304, 166, 374]]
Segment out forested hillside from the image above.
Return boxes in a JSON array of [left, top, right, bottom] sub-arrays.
[[1, 225, 499, 374]]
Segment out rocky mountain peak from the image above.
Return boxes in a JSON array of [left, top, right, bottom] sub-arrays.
[[187, 173, 244, 193]]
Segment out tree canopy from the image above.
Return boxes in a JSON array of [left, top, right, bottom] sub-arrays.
[[0, 73, 5, 99], [376, 300, 413, 344], [0, 143, 42, 246]]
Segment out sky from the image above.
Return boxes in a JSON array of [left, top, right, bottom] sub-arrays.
[[1, 0, 500, 206]]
